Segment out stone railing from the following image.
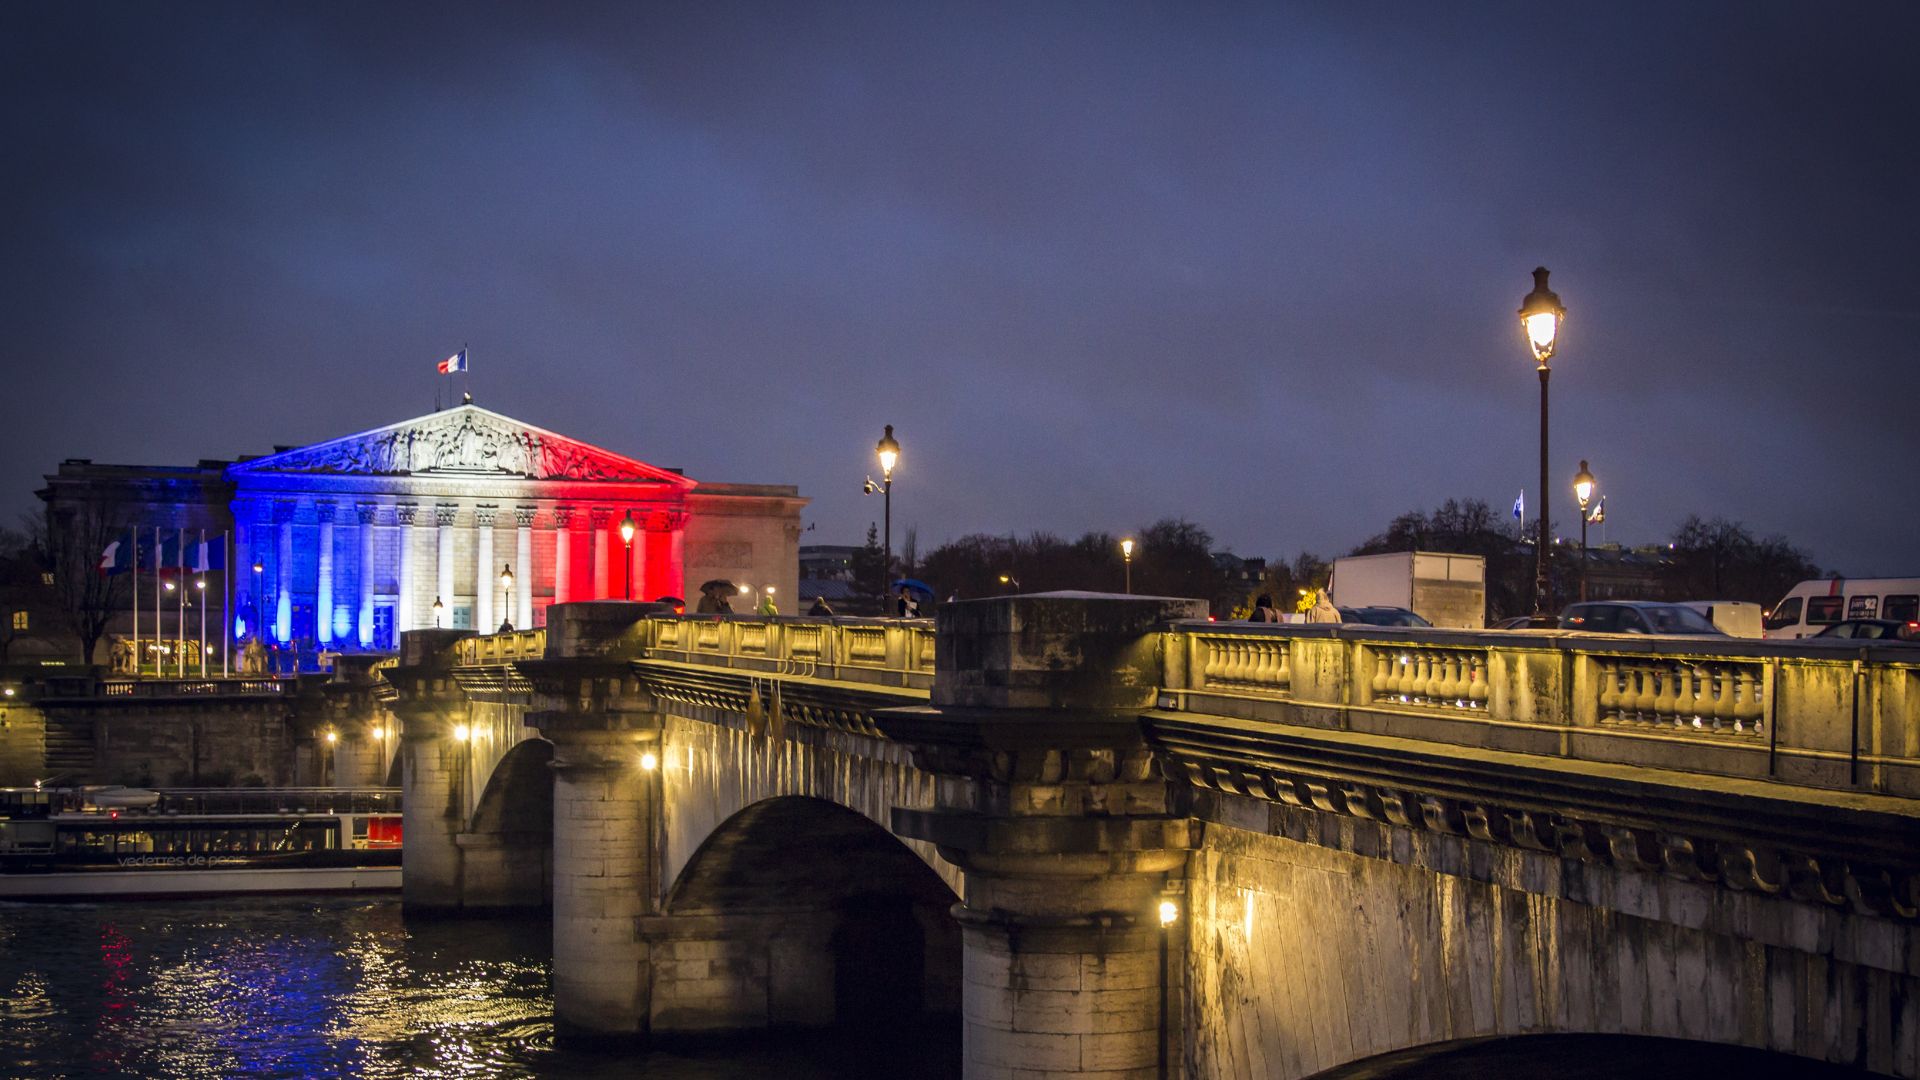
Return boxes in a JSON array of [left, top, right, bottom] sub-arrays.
[[641, 615, 937, 690], [96, 678, 287, 698], [456, 628, 547, 667], [1159, 621, 1920, 797]]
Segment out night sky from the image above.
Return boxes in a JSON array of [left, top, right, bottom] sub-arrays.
[[4, 2, 1916, 575]]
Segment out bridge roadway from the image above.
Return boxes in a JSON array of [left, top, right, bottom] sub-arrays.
[[377, 594, 1920, 1079]]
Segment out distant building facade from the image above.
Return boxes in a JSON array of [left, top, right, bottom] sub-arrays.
[[40, 404, 805, 665]]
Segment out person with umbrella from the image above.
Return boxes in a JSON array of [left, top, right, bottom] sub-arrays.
[[893, 578, 933, 617], [697, 579, 736, 614]]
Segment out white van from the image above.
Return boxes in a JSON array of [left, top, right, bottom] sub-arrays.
[[1762, 578, 1920, 640], [1679, 601, 1765, 639]]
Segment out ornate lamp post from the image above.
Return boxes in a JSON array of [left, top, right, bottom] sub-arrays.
[[1572, 459, 1596, 601], [499, 564, 515, 630], [432, 596, 444, 628], [619, 511, 637, 600], [865, 425, 900, 584], [1121, 537, 1135, 594], [251, 561, 264, 647], [1519, 267, 1565, 615]]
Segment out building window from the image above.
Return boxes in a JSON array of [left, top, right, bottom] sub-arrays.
[[10, 611, 25, 631]]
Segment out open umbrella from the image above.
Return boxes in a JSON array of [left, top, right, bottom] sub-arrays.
[[891, 578, 935, 597], [653, 596, 686, 609], [699, 579, 739, 594]]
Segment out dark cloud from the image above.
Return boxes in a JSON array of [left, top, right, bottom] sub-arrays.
[[2, 0, 1915, 574]]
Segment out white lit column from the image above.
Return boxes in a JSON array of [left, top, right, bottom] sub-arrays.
[[590, 508, 610, 599], [515, 507, 534, 626], [553, 506, 574, 606], [316, 502, 335, 645], [356, 503, 377, 647], [475, 506, 496, 632], [396, 504, 418, 632], [436, 504, 457, 623], [275, 501, 294, 644]]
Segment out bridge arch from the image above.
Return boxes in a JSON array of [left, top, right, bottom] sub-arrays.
[[455, 736, 552, 910], [645, 795, 961, 1037]]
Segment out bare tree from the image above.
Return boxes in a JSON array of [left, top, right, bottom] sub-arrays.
[[31, 500, 132, 665]]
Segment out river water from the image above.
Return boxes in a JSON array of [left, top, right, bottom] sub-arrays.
[[0, 896, 958, 1079]]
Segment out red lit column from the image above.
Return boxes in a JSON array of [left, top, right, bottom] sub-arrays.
[[590, 508, 610, 599], [629, 510, 647, 602]]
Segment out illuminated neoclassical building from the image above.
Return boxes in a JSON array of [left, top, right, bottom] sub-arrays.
[[41, 404, 806, 657]]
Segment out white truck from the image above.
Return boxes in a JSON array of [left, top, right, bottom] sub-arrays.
[[1330, 551, 1487, 629]]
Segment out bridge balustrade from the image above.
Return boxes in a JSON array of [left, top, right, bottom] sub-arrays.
[[95, 678, 287, 698], [1160, 621, 1920, 795], [639, 615, 937, 689], [454, 628, 547, 666]]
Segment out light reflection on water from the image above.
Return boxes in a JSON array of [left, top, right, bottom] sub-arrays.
[[0, 896, 953, 1079]]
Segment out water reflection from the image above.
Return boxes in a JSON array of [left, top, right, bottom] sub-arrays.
[[0, 897, 957, 1079]]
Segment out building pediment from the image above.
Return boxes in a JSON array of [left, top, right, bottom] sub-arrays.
[[226, 405, 694, 487]]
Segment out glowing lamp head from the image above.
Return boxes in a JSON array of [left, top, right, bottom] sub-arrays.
[[324, 730, 338, 745], [765, 586, 775, 596], [164, 581, 176, 593], [640, 751, 659, 771], [252, 561, 264, 575], [1518, 266, 1565, 365], [452, 724, 471, 742], [875, 424, 900, 477], [998, 574, 1011, 585], [1158, 900, 1180, 927], [619, 511, 637, 544], [1572, 459, 1596, 509], [738, 584, 751, 596], [500, 563, 514, 589], [1121, 538, 1135, 559], [195, 578, 205, 591]]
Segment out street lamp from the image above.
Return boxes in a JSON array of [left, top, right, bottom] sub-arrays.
[[1518, 266, 1565, 615], [865, 424, 900, 585], [1573, 459, 1596, 602], [499, 564, 515, 630], [195, 578, 206, 678], [432, 596, 444, 628], [997, 573, 1020, 593], [619, 511, 637, 600], [251, 561, 264, 645], [1121, 537, 1135, 594]]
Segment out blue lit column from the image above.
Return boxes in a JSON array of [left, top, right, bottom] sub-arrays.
[[356, 502, 377, 648], [316, 501, 335, 645], [275, 499, 294, 644]]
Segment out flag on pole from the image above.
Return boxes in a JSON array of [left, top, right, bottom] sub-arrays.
[[1512, 491, 1525, 523], [152, 533, 183, 575], [99, 532, 136, 575], [436, 349, 468, 374], [1588, 495, 1606, 524], [192, 536, 225, 573]]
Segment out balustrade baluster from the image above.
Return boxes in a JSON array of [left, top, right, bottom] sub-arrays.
[[1595, 660, 1619, 722], [1735, 668, 1765, 734], [1631, 665, 1659, 725], [1370, 652, 1390, 701]]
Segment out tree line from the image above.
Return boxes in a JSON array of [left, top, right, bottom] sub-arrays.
[[842, 498, 1824, 621]]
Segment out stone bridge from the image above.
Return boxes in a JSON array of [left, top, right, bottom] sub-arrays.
[[385, 595, 1920, 1079]]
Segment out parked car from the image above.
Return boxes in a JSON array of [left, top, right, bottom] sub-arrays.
[[1810, 619, 1920, 643], [1338, 606, 1433, 627], [1492, 615, 1560, 630], [1559, 601, 1726, 636]]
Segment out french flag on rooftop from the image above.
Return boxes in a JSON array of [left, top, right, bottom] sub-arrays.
[[437, 348, 467, 374]]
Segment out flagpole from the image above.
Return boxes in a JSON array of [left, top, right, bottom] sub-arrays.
[[223, 530, 232, 678], [176, 527, 186, 678], [131, 529, 140, 678], [153, 528, 162, 678], [198, 529, 207, 679]]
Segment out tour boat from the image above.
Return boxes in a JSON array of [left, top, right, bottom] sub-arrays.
[[0, 786, 402, 900]]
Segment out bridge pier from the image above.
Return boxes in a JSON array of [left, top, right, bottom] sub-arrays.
[[549, 727, 659, 1037], [888, 593, 1206, 1079], [389, 629, 476, 913]]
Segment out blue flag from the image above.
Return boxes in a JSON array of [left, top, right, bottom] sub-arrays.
[[1512, 491, 1525, 522], [192, 537, 225, 572]]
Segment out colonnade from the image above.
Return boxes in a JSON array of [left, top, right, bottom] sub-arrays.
[[235, 495, 686, 649]]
